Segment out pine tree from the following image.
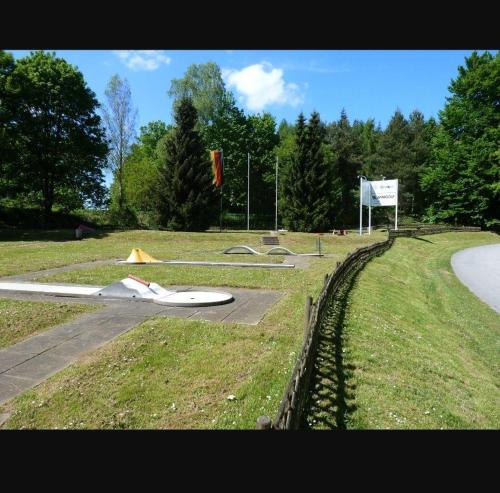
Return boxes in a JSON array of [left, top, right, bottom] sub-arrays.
[[327, 109, 362, 227], [375, 109, 414, 215], [303, 111, 333, 231], [282, 113, 308, 230], [282, 112, 333, 232], [158, 98, 217, 231], [407, 111, 436, 216]]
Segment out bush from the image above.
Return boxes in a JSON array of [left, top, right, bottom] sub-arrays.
[[108, 205, 138, 228]]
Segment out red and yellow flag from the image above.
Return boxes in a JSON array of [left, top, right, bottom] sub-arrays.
[[210, 150, 223, 187]]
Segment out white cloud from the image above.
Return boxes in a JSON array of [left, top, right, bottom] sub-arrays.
[[223, 62, 303, 111], [113, 50, 171, 71]]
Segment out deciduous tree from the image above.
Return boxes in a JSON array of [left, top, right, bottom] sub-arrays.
[[2, 51, 108, 224], [421, 51, 500, 227], [103, 74, 137, 213]]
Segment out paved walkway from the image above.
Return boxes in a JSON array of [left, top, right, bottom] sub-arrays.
[[0, 286, 282, 405], [2, 259, 116, 282], [451, 243, 500, 314], [0, 301, 162, 405], [0, 255, 284, 406]]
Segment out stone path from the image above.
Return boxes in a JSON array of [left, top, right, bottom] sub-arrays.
[[1, 259, 117, 282], [451, 243, 500, 314], [0, 301, 162, 405], [0, 286, 282, 405], [0, 256, 284, 405]]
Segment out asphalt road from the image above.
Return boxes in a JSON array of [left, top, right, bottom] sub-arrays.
[[451, 243, 500, 314]]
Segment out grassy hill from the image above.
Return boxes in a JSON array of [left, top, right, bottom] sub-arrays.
[[310, 232, 500, 429]]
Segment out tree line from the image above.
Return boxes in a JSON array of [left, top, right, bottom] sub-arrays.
[[1, 50, 498, 231]]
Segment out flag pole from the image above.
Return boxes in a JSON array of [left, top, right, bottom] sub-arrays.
[[275, 155, 278, 232], [220, 148, 224, 232], [247, 152, 250, 231]]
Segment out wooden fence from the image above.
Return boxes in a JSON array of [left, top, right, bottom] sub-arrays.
[[256, 237, 393, 430], [389, 225, 481, 238], [256, 225, 482, 430]]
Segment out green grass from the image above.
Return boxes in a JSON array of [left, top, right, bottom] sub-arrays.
[[0, 228, 386, 429], [0, 229, 362, 277], [0, 299, 99, 349], [314, 231, 499, 429]]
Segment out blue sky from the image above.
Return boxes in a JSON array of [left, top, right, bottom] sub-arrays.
[[6, 49, 493, 186], [8, 49, 490, 128]]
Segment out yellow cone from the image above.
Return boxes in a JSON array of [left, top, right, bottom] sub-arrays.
[[125, 248, 160, 264]]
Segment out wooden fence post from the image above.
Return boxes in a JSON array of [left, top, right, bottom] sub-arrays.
[[256, 416, 272, 430], [305, 296, 312, 335]]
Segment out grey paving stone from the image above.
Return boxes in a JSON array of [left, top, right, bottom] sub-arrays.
[[188, 297, 247, 323], [0, 374, 37, 405], [4, 353, 71, 381], [44, 337, 104, 360], [9, 331, 71, 355], [1, 259, 116, 282], [155, 306, 201, 318], [223, 292, 282, 325], [0, 412, 11, 426], [0, 350, 36, 373], [0, 274, 284, 404]]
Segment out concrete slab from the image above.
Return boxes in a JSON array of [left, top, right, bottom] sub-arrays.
[[4, 353, 71, 381], [222, 291, 282, 325], [8, 331, 72, 355], [0, 277, 284, 404], [2, 259, 116, 282], [0, 412, 11, 426], [154, 306, 201, 319], [44, 337, 103, 360], [0, 374, 38, 405], [0, 350, 37, 373]]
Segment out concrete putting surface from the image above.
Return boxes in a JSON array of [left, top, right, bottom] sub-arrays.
[[0, 277, 235, 307]]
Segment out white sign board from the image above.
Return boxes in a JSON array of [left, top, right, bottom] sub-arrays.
[[362, 179, 398, 207]]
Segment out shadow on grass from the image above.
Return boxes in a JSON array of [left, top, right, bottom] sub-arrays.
[[204, 230, 274, 234], [301, 267, 362, 430], [412, 236, 434, 244], [0, 229, 110, 243]]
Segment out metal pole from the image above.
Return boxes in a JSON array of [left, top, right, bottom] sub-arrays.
[[275, 155, 278, 232], [359, 176, 363, 235], [395, 179, 398, 230], [220, 149, 224, 232], [368, 182, 372, 235], [247, 152, 250, 231]]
